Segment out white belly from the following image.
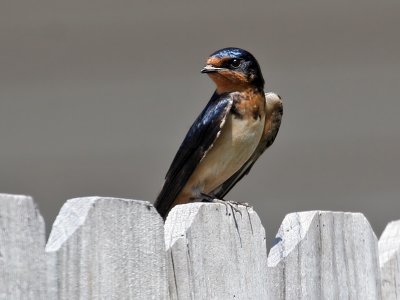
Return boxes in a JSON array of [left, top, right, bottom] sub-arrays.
[[186, 112, 265, 195]]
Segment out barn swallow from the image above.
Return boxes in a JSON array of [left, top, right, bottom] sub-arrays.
[[154, 47, 283, 219]]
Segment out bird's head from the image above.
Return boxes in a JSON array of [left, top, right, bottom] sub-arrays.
[[201, 47, 265, 94]]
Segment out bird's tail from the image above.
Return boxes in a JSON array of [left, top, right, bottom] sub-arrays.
[[153, 193, 169, 220], [154, 178, 182, 220]]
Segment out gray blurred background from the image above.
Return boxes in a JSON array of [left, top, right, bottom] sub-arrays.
[[1, 0, 399, 247]]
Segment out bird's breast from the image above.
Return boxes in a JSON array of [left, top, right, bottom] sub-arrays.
[[189, 109, 265, 194]]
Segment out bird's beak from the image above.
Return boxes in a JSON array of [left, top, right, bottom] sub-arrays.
[[201, 65, 224, 74]]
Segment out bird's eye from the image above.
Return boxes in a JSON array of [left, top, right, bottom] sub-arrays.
[[230, 59, 241, 68]]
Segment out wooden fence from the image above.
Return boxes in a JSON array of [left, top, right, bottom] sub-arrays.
[[0, 193, 399, 299]]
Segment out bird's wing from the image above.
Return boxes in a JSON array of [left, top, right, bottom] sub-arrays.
[[212, 92, 283, 199], [154, 92, 233, 218]]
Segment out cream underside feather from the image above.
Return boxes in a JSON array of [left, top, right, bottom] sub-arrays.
[[183, 111, 265, 196]]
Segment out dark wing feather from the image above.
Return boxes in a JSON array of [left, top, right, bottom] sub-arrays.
[[212, 92, 283, 199], [154, 92, 233, 218]]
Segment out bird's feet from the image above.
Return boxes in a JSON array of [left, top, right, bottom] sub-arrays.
[[200, 193, 245, 217], [225, 200, 252, 209]]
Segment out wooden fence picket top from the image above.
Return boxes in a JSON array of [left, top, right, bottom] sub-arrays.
[[45, 197, 168, 300], [165, 202, 268, 300], [1, 190, 396, 299], [379, 220, 400, 299], [0, 193, 46, 299], [267, 211, 382, 300]]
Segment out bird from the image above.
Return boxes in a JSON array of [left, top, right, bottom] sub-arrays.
[[154, 47, 283, 219]]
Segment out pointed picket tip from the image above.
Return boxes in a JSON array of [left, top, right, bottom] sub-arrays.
[[46, 196, 168, 300], [165, 202, 268, 300], [268, 210, 381, 299], [379, 219, 400, 299], [0, 193, 47, 299]]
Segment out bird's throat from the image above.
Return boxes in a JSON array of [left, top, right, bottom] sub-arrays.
[[209, 73, 251, 94]]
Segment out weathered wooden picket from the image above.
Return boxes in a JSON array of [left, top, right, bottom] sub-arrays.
[[0, 193, 399, 299]]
